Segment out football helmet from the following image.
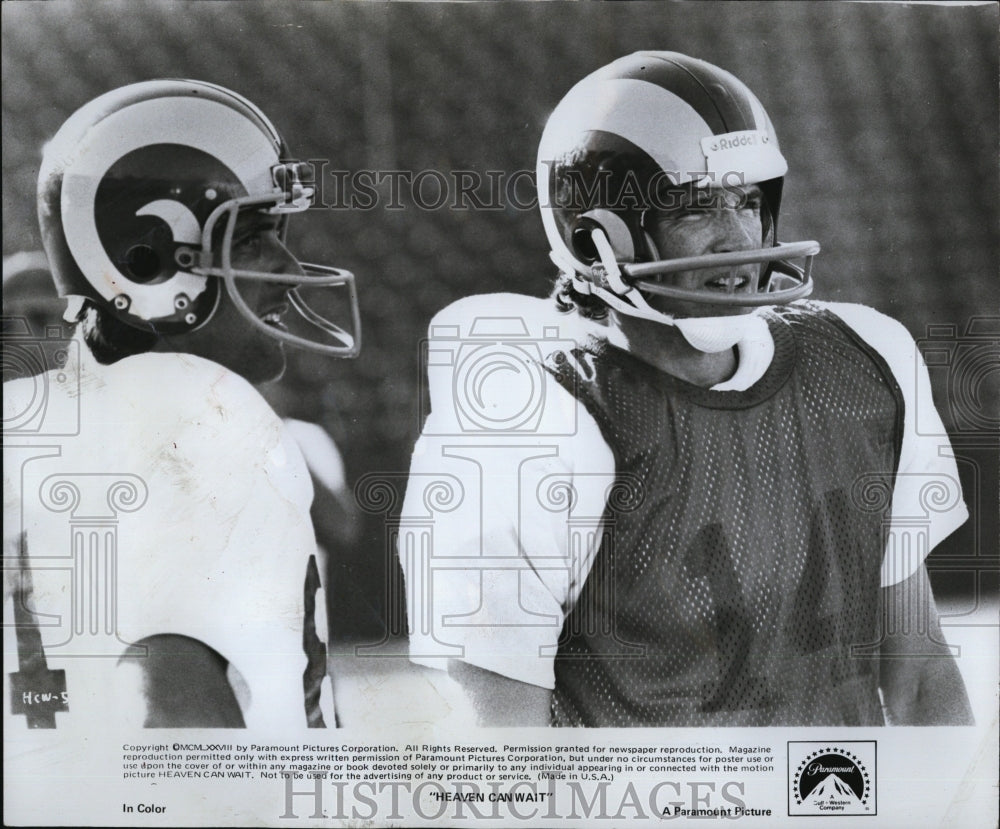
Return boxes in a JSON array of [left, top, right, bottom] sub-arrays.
[[537, 51, 818, 326], [37, 79, 360, 357]]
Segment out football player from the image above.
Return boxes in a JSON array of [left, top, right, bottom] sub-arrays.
[[3, 80, 361, 737], [400, 52, 974, 726]]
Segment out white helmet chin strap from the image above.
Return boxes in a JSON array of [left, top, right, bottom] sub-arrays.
[[559, 229, 767, 355], [713, 318, 774, 391], [63, 295, 87, 323], [672, 313, 765, 354]]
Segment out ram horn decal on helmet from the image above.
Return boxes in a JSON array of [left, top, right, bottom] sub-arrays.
[[37, 79, 360, 357]]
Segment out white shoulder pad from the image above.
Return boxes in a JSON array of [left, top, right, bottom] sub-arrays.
[[819, 301, 969, 584], [423, 293, 595, 434], [428, 292, 563, 335]]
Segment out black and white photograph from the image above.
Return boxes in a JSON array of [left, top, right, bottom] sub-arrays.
[[3, 1, 997, 826]]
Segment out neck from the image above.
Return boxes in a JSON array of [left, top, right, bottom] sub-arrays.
[[613, 313, 737, 388]]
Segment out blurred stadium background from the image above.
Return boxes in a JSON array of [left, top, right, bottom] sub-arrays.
[[3, 1, 997, 644]]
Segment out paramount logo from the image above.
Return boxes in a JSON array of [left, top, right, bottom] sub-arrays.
[[788, 741, 876, 817]]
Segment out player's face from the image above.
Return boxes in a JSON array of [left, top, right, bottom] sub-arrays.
[[641, 183, 765, 319], [175, 210, 302, 383]]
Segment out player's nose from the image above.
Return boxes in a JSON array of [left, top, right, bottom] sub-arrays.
[[709, 208, 758, 253]]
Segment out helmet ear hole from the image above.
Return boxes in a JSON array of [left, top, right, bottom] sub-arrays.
[[571, 222, 600, 263], [573, 209, 637, 265], [123, 244, 162, 283]]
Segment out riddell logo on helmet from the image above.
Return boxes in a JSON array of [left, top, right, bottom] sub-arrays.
[[705, 131, 768, 154]]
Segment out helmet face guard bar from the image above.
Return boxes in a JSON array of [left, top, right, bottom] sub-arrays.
[[286, 263, 362, 357], [620, 240, 819, 307], [191, 187, 362, 358]]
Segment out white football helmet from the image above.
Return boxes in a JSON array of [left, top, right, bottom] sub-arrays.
[[537, 51, 818, 330], [38, 79, 360, 356]]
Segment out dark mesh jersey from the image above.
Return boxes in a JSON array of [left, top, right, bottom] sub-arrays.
[[545, 303, 904, 727]]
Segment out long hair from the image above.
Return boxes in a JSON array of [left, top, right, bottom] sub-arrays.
[[550, 272, 610, 321], [75, 300, 159, 364]]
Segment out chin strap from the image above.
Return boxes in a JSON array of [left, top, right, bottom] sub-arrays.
[[711, 314, 775, 391], [673, 312, 766, 354], [63, 295, 86, 323], [588, 230, 677, 326]]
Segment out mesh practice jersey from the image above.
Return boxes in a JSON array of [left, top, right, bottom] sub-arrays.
[[549, 304, 899, 726], [402, 294, 968, 726], [3, 339, 332, 742]]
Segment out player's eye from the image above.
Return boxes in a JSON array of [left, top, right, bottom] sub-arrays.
[[676, 209, 710, 222], [233, 231, 262, 254], [654, 204, 707, 224], [234, 222, 283, 254]]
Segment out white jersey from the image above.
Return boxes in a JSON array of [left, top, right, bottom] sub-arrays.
[[401, 294, 969, 690], [3, 336, 329, 739]]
